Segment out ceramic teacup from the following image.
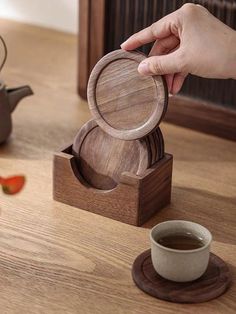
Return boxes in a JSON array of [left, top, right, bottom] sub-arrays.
[[150, 220, 212, 282]]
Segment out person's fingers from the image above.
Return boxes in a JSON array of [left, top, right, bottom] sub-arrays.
[[149, 38, 179, 93], [149, 35, 180, 56], [164, 74, 175, 93], [171, 72, 188, 94], [121, 11, 179, 50], [138, 49, 184, 76]]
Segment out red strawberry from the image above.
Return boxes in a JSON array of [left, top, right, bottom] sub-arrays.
[[0, 175, 26, 195]]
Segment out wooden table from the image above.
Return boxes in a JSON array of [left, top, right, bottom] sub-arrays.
[[0, 19, 235, 314]]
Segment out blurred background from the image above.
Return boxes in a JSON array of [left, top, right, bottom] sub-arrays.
[[0, 0, 78, 34]]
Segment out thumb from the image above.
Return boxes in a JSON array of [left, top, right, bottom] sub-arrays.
[[138, 50, 184, 76]]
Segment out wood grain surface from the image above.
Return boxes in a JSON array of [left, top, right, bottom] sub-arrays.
[[87, 49, 168, 140], [157, 127, 165, 159], [0, 19, 236, 314], [148, 131, 157, 165], [54, 148, 172, 226], [146, 128, 164, 165], [72, 120, 150, 190], [132, 249, 231, 303]]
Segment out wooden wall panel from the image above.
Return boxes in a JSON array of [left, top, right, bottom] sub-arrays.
[[166, 95, 236, 141], [78, 0, 90, 99], [78, 0, 105, 99]]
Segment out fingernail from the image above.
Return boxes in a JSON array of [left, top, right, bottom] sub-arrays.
[[138, 62, 151, 75], [120, 40, 127, 48], [168, 93, 173, 97]]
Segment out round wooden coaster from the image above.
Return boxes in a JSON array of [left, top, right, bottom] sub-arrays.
[[147, 132, 157, 166], [148, 127, 163, 165], [72, 120, 151, 190], [144, 136, 153, 168], [152, 129, 161, 164], [87, 49, 168, 140], [156, 127, 165, 160], [132, 249, 230, 304]]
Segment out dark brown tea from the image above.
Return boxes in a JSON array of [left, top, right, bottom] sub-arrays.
[[156, 232, 204, 250]]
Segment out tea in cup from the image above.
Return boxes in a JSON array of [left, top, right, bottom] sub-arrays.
[[150, 220, 212, 282]]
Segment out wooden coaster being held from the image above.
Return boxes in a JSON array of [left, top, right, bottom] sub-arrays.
[[87, 50, 168, 140]]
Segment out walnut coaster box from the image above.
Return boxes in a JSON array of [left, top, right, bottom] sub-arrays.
[[53, 50, 173, 226], [53, 145, 173, 226]]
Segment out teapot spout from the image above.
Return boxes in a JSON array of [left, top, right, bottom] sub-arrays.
[[7, 85, 33, 112]]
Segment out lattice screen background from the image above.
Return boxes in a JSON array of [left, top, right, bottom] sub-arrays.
[[105, 0, 236, 108]]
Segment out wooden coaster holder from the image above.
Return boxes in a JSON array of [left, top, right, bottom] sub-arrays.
[[53, 145, 173, 226]]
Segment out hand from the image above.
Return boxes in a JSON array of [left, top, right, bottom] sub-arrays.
[[121, 3, 236, 94]]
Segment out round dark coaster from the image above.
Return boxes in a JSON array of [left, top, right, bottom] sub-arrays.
[[132, 249, 231, 304]]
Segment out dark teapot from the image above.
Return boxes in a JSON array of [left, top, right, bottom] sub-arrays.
[[0, 35, 33, 144], [0, 81, 33, 143]]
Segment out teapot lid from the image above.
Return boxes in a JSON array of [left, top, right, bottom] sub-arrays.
[[87, 49, 168, 140]]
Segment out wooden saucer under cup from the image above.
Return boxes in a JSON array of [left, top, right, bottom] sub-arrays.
[[132, 249, 231, 304]]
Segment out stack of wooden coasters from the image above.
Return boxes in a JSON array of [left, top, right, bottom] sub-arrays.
[[53, 50, 173, 226], [72, 120, 165, 190]]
